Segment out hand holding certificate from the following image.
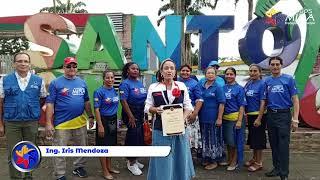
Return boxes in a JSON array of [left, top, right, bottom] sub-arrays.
[[160, 104, 185, 136]]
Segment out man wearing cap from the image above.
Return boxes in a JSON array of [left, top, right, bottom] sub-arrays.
[[0, 52, 47, 179], [198, 60, 225, 87], [45, 57, 94, 180]]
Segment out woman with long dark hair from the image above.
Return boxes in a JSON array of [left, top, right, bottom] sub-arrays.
[[94, 70, 120, 179], [119, 62, 147, 176], [145, 59, 195, 180]]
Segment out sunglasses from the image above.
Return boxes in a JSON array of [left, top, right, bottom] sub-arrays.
[[65, 65, 77, 69]]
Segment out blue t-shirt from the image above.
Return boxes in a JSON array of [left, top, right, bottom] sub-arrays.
[[119, 79, 147, 106], [244, 79, 266, 113], [198, 80, 226, 123], [223, 83, 247, 114], [264, 74, 298, 109], [178, 77, 202, 106], [46, 76, 89, 126], [93, 86, 119, 116], [199, 75, 225, 87]]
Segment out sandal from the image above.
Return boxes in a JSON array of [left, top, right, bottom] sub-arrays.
[[218, 161, 229, 166], [204, 163, 218, 170], [227, 164, 238, 171], [109, 169, 120, 174], [245, 159, 255, 167], [202, 162, 209, 166], [248, 162, 263, 172], [103, 175, 114, 180]]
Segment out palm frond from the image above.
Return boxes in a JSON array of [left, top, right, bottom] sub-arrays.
[[158, 3, 171, 16], [157, 13, 174, 26], [56, 0, 63, 6]]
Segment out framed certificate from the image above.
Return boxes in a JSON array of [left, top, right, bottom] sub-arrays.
[[160, 103, 185, 136]]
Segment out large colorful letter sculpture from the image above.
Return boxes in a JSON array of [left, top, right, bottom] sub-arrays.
[[19, 5, 320, 128], [186, 15, 234, 70], [241, 0, 320, 128], [24, 13, 76, 69], [238, 13, 301, 69], [131, 16, 182, 69], [77, 16, 125, 70]]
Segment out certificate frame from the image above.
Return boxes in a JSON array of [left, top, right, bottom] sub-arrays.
[[160, 103, 185, 136]]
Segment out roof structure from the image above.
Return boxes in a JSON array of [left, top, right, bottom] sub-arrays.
[[0, 13, 125, 38]]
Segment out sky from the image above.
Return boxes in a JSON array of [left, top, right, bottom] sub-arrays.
[[0, 0, 310, 57]]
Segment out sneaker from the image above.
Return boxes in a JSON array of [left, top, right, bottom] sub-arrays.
[[72, 167, 88, 178], [127, 162, 142, 175], [135, 161, 144, 169], [56, 176, 66, 180]]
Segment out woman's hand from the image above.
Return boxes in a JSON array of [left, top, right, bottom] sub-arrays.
[[128, 116, 136, 128], [187, 113, 197, 123], [98, 124, 105, 138], [216, 118, 222, 127], [235, 120, 242, 129], [253, 119, 261, 127], [151, 107, 163, 115]]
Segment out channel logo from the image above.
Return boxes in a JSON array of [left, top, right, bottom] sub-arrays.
[[11, 141, 41, 172]]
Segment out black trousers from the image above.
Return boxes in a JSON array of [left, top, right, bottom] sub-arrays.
[[266, 111, 291, 177]]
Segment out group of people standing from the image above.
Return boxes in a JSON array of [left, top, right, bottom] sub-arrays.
[[0, 52, 299, 180]]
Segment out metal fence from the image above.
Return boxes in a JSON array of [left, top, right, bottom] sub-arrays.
[[0, 55, 13, 75]]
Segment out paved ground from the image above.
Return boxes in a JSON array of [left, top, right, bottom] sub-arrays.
[[0, 148, 319, 180]]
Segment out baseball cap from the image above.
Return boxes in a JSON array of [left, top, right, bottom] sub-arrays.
[[64, 57, 77, 65], [208, 60, 220, 68]]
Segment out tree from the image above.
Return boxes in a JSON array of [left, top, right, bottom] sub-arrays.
[[158, 0, 216, 65], [40, 0, 88, 13], [0, 37, 29, 55], [191, 49, 199, 66], [247, 0, 253, 21]]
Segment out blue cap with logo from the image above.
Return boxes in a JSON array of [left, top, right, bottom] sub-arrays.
[[207, 60, 220, 69]]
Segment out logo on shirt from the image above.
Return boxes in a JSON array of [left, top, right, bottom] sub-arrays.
[[209, 92, 216, 97], [113, 97, 119, 102], [72, 88, 85, 96], [61, 88, 69, 96], [225, 89, 232, 99], [133, 88, 139, 95], [271, 85, 284, 93], [246, 90, 254, 97], [30, 82, 39, 89], [105, 98, 112, 104], [140, 88, 146, 94]]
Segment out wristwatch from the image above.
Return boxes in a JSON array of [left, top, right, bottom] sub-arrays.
[[88, 115, 94, 119]]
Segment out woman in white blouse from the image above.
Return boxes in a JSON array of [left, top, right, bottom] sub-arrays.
[[145, 59, 195, 180]]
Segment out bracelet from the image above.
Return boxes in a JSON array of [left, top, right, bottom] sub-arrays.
[[292, 119, 299, 123]]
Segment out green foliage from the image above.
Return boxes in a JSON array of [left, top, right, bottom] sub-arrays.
[[40, 0, 88, 13], [158, 0, 216, 26], [0, 37, 29, 55]]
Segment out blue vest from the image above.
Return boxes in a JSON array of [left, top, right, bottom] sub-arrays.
[[3, 73, 42, 121]]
